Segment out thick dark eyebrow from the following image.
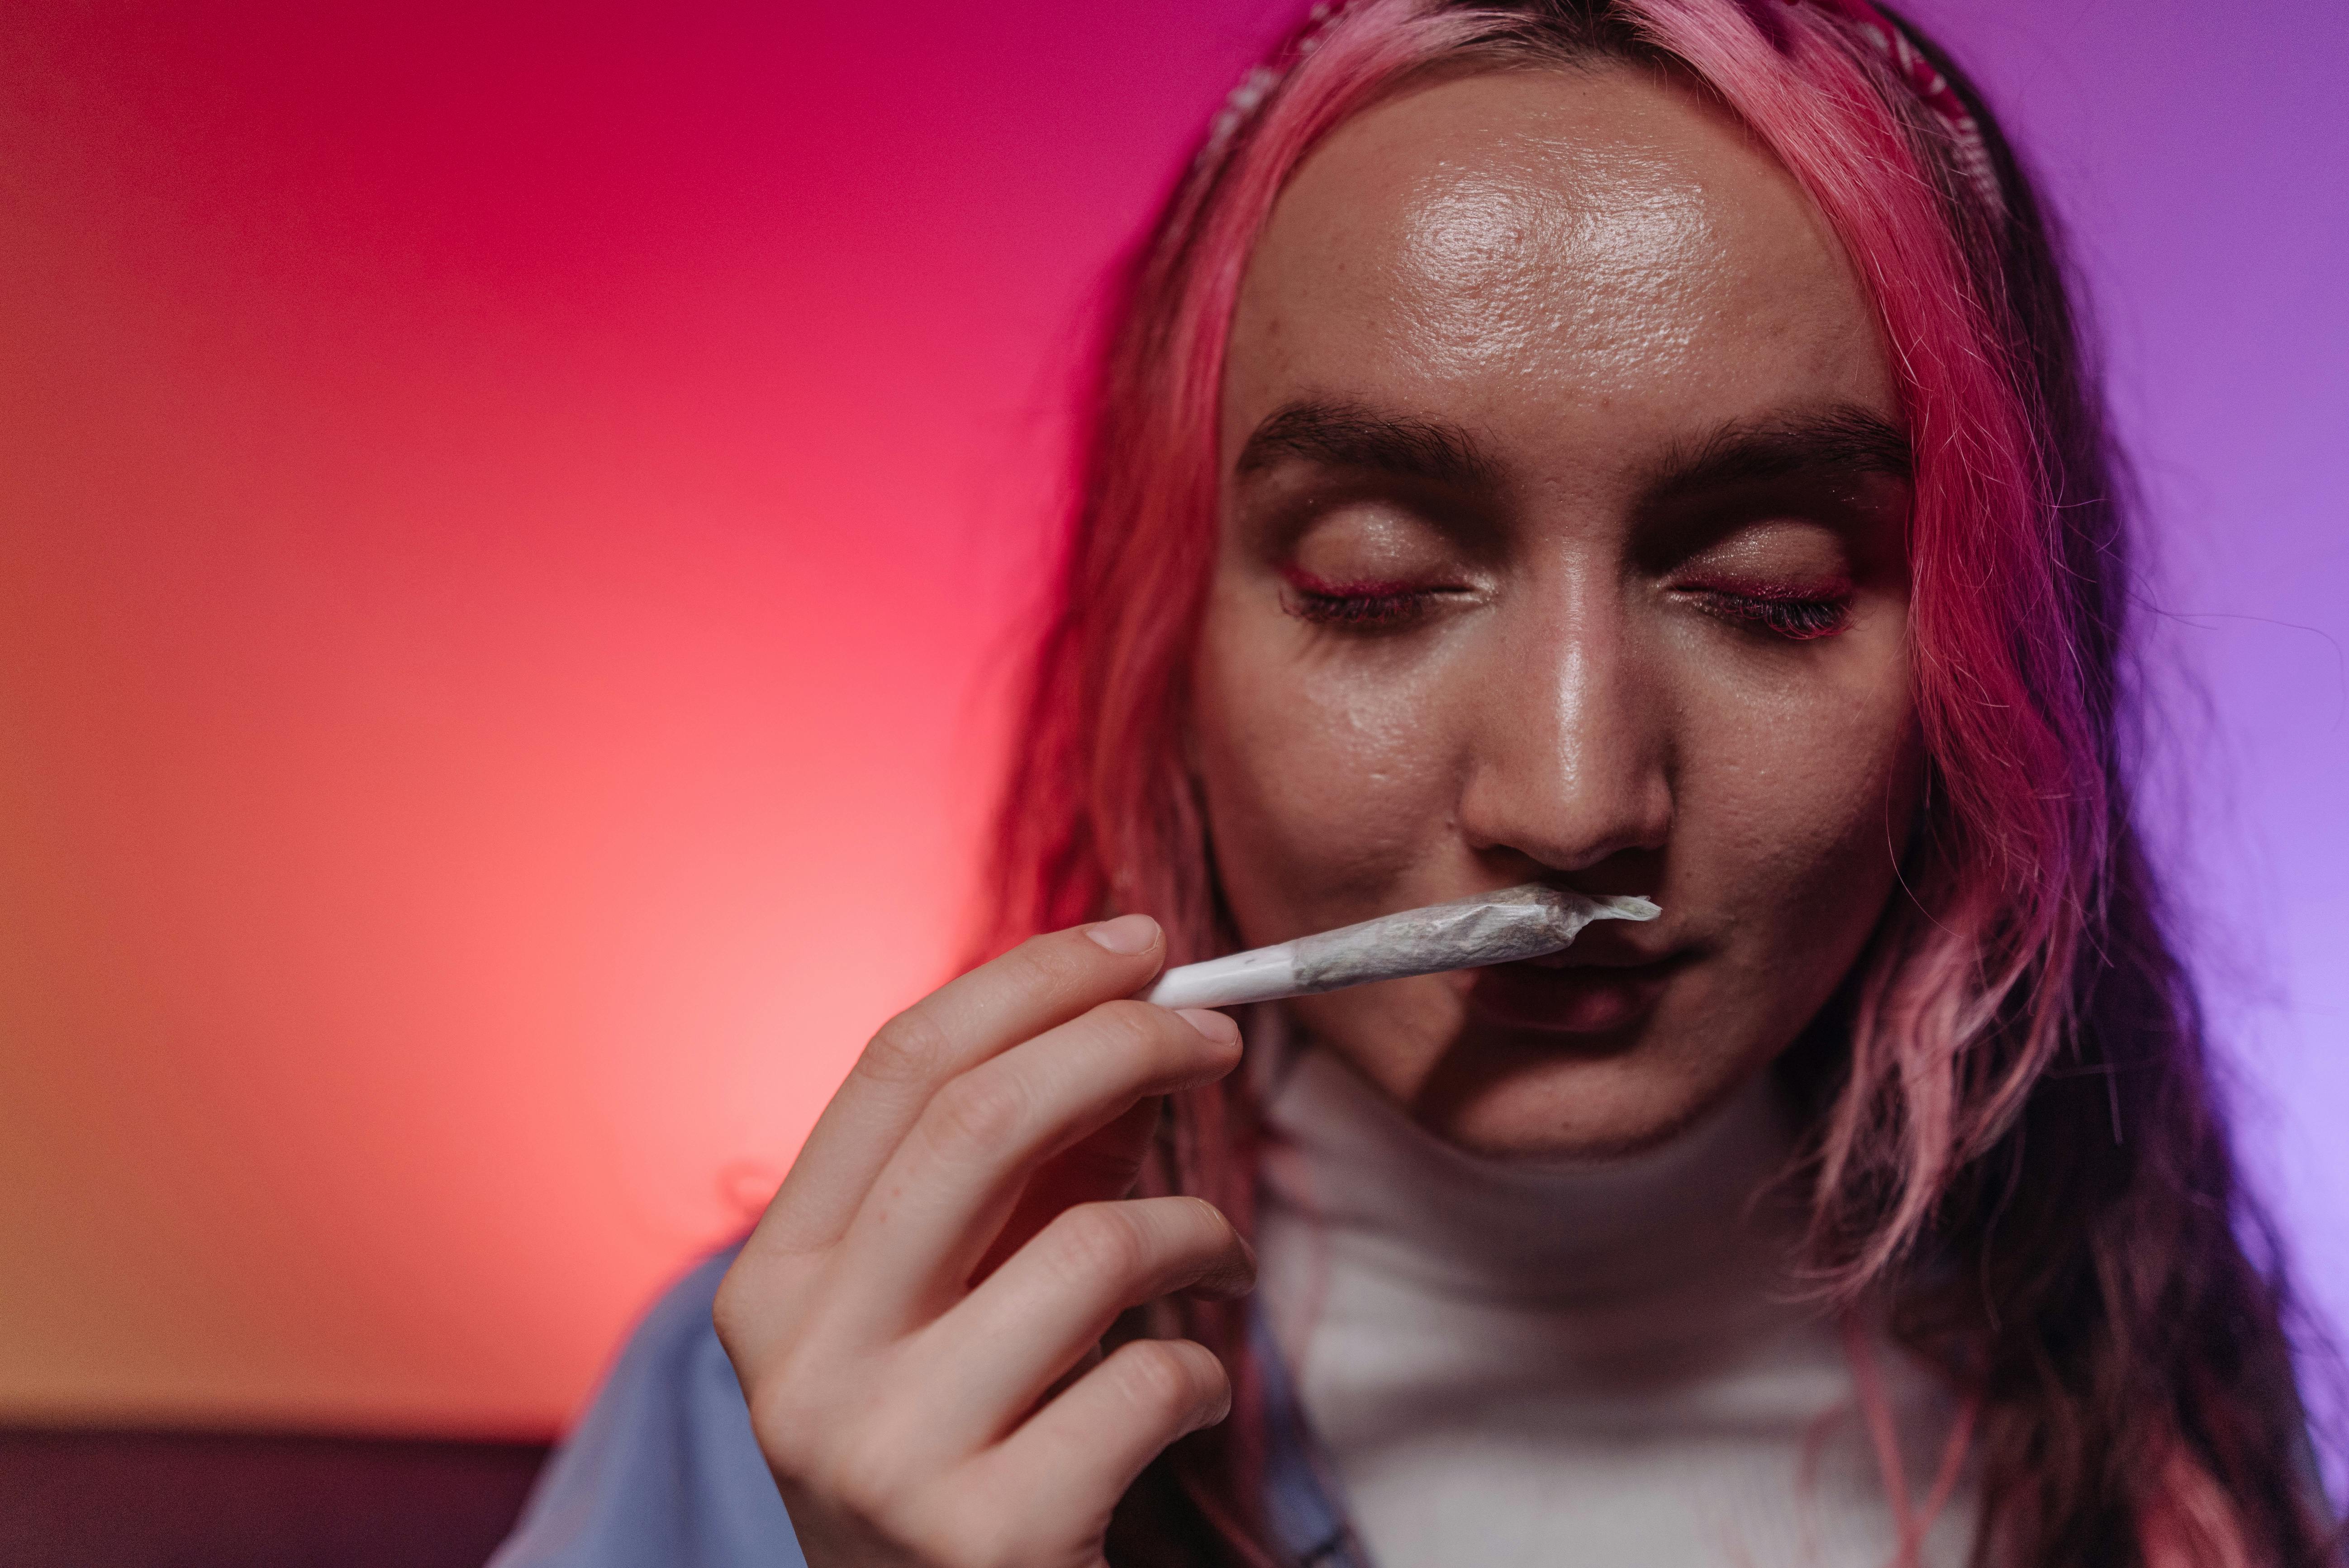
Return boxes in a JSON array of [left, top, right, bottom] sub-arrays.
[[1235, 399, 1907, 504], [1646, 406, 1912, 503], [1234, 400, 1501, 490]]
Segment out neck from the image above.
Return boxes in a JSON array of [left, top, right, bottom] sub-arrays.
[[1255, 1030, 1815, 1364]]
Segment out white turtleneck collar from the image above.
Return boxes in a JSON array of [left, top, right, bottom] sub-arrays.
[[1251, 1029, 1978, 1568]]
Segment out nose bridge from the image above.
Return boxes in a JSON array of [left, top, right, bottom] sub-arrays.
[[1460, 566, 1670, 870]]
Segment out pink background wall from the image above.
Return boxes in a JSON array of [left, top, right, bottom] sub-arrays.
[[2, 1, 2341, 1438]]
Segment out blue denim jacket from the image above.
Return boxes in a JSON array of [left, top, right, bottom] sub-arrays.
[[490, 1246, 1364, 1568]]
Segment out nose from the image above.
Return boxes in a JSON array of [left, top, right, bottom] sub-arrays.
[[1455, 580, 1673, 876]]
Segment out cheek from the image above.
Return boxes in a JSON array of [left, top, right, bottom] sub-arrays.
[[1191, 585, 1463, 935], [1674, 627, 1921, 978]]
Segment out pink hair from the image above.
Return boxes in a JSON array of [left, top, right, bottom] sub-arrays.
[[982, 3, 2324, 1563], [996, 0, 2090, 1268]]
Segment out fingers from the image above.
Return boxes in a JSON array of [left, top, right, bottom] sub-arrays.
[[966, 1094, 1162, 1287], [781, 1339, 1225, 1568], [921, 1197, 1253, 1452], [709, 914, 1247, 1568], [752, 916, 1168, 1260], [958, 1337, 1232, 1545], [827, 1001, 1241, 1330]]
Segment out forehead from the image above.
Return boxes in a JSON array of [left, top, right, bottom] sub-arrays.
[[1226, 65, 1893, 467]]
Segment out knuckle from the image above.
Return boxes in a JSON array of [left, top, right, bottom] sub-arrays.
[[738, 1330, 878, 1482], [996, 933, 1070, 992], [742, 1376, 826, 1476], [713, 1255, 811, 1370], [922, 1069, 1030, 1159], [1120, 1338, 1218, 1419], [1046, 1201, 1147, 1288], [977, 933, 1092, 1018], [1086, 998, 1174, 1058], [858, 1005, 957, 1088], [710, 1270, 753, 1353]]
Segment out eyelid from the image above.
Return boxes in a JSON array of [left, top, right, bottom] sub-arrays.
[[1671, 580, 1854, 641], [1667, 565, 1854, 598], [1277, 563, 1474, 632], [1278, 564, 1446, 597]]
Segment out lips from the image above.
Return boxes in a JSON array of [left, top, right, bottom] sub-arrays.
[[1469, 946, 1691, 1033]]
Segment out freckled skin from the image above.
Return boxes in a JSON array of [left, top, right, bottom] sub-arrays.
[[1194, 66, 1922, 1157]]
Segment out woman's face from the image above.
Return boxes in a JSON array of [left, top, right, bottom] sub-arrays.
[[1196, 64, 1921, 1158]]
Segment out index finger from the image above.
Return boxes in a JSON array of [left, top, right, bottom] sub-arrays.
[[748, 914, 1167, 1258]]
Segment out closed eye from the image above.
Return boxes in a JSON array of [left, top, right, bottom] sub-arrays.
[[1280, 566, 1469, 632], [1675, 584, 1853, 641]]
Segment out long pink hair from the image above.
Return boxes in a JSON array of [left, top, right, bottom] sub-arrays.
[[978, 3, 2334, 1563]]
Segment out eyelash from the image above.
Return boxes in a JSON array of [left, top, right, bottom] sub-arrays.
[[1280, 571, 1854, 641], [1280, 570, 1450, 631], [1678, 585, 1854, 641]]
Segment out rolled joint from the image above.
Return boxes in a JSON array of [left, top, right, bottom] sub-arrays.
[[1144, 884, 1659, 1012]]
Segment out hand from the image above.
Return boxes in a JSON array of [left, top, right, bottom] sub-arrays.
[[713, 914, 1253, 1568]]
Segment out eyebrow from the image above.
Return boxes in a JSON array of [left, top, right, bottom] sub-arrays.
[[1647, 406, 1913, 500], [1234, 400, 1501, 490], [1233, 399, 1912, 504]]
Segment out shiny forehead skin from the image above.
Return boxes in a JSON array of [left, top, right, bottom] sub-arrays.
[[1224, 63, 1895, 478]]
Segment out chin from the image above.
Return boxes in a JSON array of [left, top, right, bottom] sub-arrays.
[[1400, 1031, 1731, 1162], [1379, 963, 1766, 1161], [1291, 954, 1779, 1162]]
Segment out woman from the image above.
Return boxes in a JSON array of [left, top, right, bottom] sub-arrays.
[[494, 2, 2335, 1564]]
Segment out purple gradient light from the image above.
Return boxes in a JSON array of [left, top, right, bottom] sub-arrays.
[[1906, 0, 2349, 1383]]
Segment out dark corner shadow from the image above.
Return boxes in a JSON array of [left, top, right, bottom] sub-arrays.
[[0, 1426, 551, 1568]]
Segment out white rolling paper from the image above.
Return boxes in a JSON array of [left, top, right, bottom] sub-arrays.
[[1145, 884, 1660, 1010]]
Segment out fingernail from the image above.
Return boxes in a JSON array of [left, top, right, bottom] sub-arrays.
[[1175, 1007, 1241, 1047], [1084, 913, 1160, 955]]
